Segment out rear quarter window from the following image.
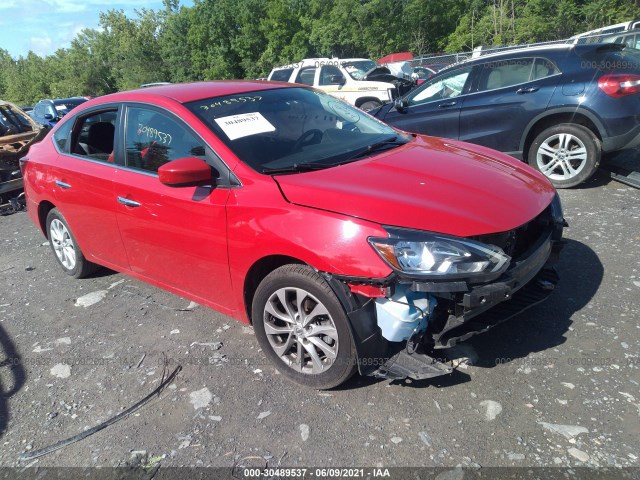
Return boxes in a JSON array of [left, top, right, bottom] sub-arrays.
[[53, 120, 73, 153]]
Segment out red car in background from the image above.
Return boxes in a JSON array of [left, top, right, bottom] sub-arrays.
[[21, 81, 566, 388], [412, 64, 449, 84]]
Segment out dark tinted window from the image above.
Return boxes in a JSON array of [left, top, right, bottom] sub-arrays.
[[125, 107, 206, 173], [270, 68, 294, 82], [319, 65, 345, 85], [72, 110, 118, 162], [295, 67, 316, 86]]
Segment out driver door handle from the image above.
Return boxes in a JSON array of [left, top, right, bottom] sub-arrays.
[[117, 196, 141, 208], [516, 86, 539, 94], [438, 101, 457, 108]]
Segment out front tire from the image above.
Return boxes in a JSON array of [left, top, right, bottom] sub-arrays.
[[46, 208, 98, 279], [358, 100, 382, 112], [527, 123, 601, 188], [252, 264, 357, 389]]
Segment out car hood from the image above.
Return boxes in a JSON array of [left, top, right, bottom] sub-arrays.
[[274, 136, 556, 237]]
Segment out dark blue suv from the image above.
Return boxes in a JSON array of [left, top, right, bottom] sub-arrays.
[[372, 44, 640, 187], [30, 98, 87, 129]]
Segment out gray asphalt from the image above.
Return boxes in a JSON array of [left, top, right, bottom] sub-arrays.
[[0, 165, 638, 473]]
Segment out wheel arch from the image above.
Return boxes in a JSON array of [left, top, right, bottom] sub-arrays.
[[355, 97, 383, 108], [243, 255, 306, 324], [37, 200, 57, 236], [242, 255, 389, 377], [520, 108, 605, 161]]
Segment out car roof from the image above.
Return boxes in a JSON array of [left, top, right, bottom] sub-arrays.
[[90, 80, 291, 105], [470, 43, 576, 61], [444, 43, 625, 69]]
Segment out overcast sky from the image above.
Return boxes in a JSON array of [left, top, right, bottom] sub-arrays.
[[0, 0, 194, 59]]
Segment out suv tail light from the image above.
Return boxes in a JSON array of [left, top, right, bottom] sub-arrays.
[[598, 74, 640, 97]]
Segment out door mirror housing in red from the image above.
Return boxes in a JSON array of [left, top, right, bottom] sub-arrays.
[[158, 157, 212, 187]]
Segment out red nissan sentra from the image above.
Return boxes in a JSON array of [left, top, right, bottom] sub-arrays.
[[21, 81, 566, 389]]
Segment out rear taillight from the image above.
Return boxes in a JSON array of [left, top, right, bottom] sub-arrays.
[[598, 74, 640, 97]]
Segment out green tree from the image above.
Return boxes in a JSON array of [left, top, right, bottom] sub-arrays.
[[0, 49, 13, 99], [3, 53, 52, 105], [98, 8, 167, 90], [159, 1, 197, 82], [259, 0, 311, 71], [2, 0, 640, 104]]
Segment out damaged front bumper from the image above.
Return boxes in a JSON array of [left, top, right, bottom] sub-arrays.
[[325, 200, 566, 381]]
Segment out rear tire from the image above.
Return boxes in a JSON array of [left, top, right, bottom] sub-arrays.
[[358, 100, 382, 112], [46, 208, 98, 279], [527, 123, 600, 188], [252, 264, 357, 389]]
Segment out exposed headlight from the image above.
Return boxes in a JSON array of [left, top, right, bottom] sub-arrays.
[[369, 227, 510, 279]]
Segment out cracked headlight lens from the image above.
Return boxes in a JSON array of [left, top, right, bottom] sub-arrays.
[[369, 228, 510, 279]]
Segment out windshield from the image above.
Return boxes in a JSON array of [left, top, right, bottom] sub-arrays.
[[187, 87, 407, 173], [342, 60, 377, 80]]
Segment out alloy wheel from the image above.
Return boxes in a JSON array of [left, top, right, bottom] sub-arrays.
[[536, 133, 588, 181], [49, 218, 77, 270], [263, 287, 339, 374]]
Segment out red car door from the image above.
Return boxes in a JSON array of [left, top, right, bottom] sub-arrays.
[[112, 105, 234, 313], [48, 108, 130, 269]]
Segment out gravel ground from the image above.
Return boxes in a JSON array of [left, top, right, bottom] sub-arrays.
[[0, 165, 638, 475]]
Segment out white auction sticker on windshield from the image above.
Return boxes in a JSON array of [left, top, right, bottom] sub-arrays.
[[214, 112, 275, 140]]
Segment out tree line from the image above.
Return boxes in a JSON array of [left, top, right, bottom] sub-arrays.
[[1, 0, 639, 105]]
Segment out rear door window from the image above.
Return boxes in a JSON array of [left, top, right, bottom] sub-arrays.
[[71, 110, 118, 162], [475, 57, 560, 92], [479, 58, 536, 91]]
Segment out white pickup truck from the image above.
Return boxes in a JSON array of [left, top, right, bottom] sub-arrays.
[[268, 58, 405, 111]]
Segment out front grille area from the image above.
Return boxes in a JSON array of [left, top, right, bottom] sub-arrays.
[[471, 206, 552, 261]]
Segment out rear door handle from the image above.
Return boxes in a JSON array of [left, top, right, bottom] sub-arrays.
[[438, 101, 457, 108], [516, 86, 539, 94], [55, 180, 71, 189], [117, 196, 141, 208]]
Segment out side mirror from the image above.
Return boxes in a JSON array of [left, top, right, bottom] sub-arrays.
[[44, 113, 55, 120], [394, 98, 408, 112], [158, 157, 212, 187]]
